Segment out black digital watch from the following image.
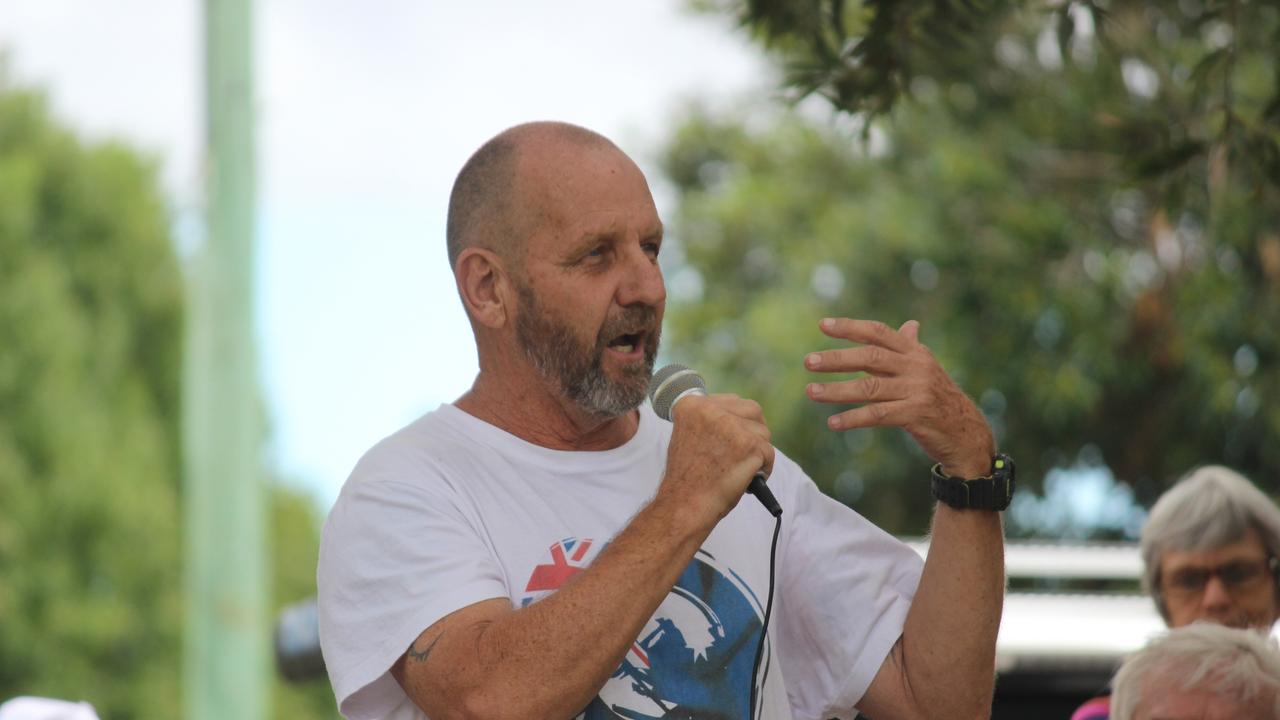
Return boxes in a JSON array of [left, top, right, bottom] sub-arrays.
[[930, 454, 1015, 511]]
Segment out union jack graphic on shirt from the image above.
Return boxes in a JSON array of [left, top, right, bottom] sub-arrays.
[[524, 537, 597, 596], [519, 537, 770, 720]]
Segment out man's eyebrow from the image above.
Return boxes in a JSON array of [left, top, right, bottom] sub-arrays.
[[564, 222, 663, 258], [572, 228, 612, 247], [560, 229, 615, 260]]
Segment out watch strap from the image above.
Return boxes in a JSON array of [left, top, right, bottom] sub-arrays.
[[931, 454, 1015, 511]]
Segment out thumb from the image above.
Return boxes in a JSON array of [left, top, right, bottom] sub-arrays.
[[899, 319, 920, 342]]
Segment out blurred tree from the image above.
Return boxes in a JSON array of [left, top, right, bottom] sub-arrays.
[[0, 70, 335, 717], [271, 487, 339, 719], [661, 1, 1280, 535], [0, 69, 186, 717]]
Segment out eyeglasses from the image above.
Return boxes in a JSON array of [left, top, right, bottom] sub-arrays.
[[1161, 556, 1278, 600]]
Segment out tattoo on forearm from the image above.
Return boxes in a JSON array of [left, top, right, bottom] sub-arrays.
[[407, 633, 443, 664]]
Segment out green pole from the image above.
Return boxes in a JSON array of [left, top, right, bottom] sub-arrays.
[[184, 0, 267, 718]]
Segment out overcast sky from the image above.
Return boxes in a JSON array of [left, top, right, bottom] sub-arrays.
[[0, 0, 772, 507]]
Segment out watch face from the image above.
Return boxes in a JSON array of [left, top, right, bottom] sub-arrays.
[[994, 455, 1012, 477]]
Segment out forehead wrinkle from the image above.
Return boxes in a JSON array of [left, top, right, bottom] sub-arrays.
[[511, 138, 660, 267], [503, 160, 567, 270], [574, 214, 626, 241], [511, 162, 595, 258]]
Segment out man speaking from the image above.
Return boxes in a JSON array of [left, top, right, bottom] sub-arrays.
[[317, 121, 1009, 719]]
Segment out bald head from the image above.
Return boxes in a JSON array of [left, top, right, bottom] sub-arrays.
[[446, 121, 621, 270]]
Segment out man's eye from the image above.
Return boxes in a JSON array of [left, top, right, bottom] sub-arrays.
[[642, 242, 660, 259], [1220, 561, 1262, 584], [1169, 570, 1207, 590]]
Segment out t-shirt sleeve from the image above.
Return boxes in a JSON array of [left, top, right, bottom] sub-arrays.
[[317, 452, 508, 719], [772, 457, 925, 720]]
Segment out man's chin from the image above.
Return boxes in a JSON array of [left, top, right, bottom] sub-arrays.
[[600, 378, 650, 414], [616, 368, 655, 401], [577, 395, 644, 420], [565, 370, 649, 419]]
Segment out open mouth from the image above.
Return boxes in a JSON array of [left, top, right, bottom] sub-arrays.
[[606, 331, 644, 355]]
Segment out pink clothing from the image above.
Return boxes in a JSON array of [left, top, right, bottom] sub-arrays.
[[1070, 695, 1110, 720]]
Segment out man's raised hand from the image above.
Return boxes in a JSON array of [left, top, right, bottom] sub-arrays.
[[803, 318, 994, 479]]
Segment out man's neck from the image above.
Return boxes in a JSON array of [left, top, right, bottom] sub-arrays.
[[454, 366, 640, 451]]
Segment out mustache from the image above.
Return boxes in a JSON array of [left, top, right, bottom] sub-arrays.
[[596, 305, 659, 344]]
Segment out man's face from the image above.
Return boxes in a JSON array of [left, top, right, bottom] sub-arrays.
[[1134, 684, 1275, 720], [515, 279, 660, 417], [1158, 529, 1279, 630], [511, 143, 666, 417]]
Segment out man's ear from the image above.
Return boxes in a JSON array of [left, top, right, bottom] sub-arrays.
[[455, 247, 513, 329]]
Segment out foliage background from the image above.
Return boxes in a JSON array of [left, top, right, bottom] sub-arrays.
[[0, 74, 336, 718], [660, 0, 1280, 536], [4, 0, 1280, 715]]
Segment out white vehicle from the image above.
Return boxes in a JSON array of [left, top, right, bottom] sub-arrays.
[[908, 538, 1163, 718]]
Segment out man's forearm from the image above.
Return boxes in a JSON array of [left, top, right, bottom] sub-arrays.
[[900, 505, 1004, 719], [400, 491, 717, 720]]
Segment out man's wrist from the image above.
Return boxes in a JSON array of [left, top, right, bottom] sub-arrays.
[[941, 454, 994, 480], [938, 431, 997, 479], [941, 463, 985, 479]]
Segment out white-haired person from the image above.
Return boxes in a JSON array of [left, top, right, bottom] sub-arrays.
[[1111, 622, 1280, 720], [1072, 465, 1280, 720], [1141, 465, 1280, 631]]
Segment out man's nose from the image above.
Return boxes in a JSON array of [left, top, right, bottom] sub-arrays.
[[617, 247, 666, 308], [1200, 575, 1233, 609]]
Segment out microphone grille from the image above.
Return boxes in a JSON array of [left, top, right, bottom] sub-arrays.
[[647, 363, 706, 420]]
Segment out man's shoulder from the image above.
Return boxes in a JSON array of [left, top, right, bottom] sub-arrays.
[[322, 406, 492, 551], [341, 405, 481, 492]]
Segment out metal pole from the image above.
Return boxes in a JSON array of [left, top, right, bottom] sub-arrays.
[[184, 0, 266, 717]]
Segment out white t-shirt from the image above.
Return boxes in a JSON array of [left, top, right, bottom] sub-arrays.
[[318, 402, 923, 720]]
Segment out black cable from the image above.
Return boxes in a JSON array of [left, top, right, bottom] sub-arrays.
[[750, 513, 783, 719]]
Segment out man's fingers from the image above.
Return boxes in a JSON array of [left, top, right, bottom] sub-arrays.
[[706, 396, 772, 478], [805, 345, 904, 375], [708, 393, 766, 423], [807, 376, 910, 404], [672, 393, 763, 422], [809, 315, 994, 472], [819, 317, 916, 353], [825, 400, 914, 431], [755, 442, 776, 480], [672, 393, 772, 448]]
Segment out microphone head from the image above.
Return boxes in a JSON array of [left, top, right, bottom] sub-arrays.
[[648, 363, 706, 420]]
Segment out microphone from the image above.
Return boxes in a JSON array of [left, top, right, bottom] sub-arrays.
[[647, 364, 783, 517]]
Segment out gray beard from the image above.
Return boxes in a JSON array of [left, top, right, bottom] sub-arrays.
[[514, 283, 660, 418]]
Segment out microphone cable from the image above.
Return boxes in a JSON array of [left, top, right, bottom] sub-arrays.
[[646, 364, 784, 716], [750, 512, 782, 720]]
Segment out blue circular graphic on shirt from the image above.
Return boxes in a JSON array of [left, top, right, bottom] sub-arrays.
[[587, 548, 769, 720], [520, 539, 769, 720]]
